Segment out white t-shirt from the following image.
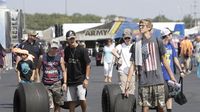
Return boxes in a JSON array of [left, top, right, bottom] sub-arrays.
[[116, 43, 133, 75]]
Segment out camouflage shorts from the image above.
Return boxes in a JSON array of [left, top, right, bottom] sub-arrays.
[[138, 84, 165, 108], [45, 81, 64, 106]]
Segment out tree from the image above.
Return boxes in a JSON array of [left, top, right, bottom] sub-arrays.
[[182, 14, 194, 28], [152, 15, 173, 22]]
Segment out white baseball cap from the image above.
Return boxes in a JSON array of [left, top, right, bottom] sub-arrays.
[[161, 28, 172, 37]]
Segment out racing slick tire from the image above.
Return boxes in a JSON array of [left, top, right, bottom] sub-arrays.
[[102, 84, 121, 112], [13, 83, 49, 112], [114, 94, 136, 112]]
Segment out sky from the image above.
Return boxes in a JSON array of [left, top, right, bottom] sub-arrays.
[[4, 0, 200, 20]]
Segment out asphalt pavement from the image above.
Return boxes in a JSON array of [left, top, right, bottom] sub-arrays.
[[0, 57, 200, 112]]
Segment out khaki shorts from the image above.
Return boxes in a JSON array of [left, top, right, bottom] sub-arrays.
[[118, 72, 135, 95], [138, 84, 165, 108], [65, 84, 87, 101], [45, 81, 64, 106]]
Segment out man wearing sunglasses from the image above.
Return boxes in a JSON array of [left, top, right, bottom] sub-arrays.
[[125, 19, 175, 112]]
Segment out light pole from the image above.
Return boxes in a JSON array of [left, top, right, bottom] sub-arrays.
[[65, 0, 67, 15], [23, 0, 26, 31]]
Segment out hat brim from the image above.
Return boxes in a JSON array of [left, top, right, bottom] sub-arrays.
[[67, 36, 76, 39]]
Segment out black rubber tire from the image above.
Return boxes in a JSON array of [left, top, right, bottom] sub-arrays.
[[13, 83, 49, 112], [102, 84, 122, 112], [114, 94, 136, 112]]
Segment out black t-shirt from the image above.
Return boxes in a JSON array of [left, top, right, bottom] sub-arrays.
[[19, 41, 43, 66], [64, 45, 91, 86], [17, 60, 35, 81]]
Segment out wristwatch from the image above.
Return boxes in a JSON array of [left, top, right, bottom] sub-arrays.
[[86, 76, 90, 80]]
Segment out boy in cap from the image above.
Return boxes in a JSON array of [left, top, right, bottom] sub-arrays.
[[161, 28, 184, 112], [16, 49, 35, 83], [64, 30, 91, 112], [37, 42, 67, 112]]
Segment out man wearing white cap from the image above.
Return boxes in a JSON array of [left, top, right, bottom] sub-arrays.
[[161, 28, 184, 112]]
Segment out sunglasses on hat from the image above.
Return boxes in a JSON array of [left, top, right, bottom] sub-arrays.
[[124, 37, 131, 40]]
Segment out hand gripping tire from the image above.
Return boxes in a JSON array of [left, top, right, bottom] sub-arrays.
[[114, 94, 136, 112], [102, 84, 121, 112], [13, 83, 49, 112]]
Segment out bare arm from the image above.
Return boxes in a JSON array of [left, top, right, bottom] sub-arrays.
[[36, 56, 42, 82], [60, 57, 67, 91], [174, 57, 185, 77], [174, 57, 182, 72], [85, 64, 91, 79], [124, 61, 135, 97], [127, 62, 135, 82], [83, 63, 91, 88], [17, 70, 21, 83], [31, 70, 35, 81], [112, 48, 120, 58]]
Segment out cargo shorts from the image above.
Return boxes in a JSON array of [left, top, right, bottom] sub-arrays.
[[45, 81, 64, 106]]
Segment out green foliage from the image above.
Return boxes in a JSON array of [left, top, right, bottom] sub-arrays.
[[152, 15, 173, 22], [25, 13, 194, 30], [182, 14, 194, 28], [25, 13, 101, 30]]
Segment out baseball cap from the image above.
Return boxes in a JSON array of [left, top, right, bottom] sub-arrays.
[[27, 30, 38, 36], [161, 28, 172, 37], [50, 43, 59, 49], [66, 30, 76, 39], [123, 28, 132, 38]]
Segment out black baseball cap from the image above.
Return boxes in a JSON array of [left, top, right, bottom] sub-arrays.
[[66, 30, 76, 39]]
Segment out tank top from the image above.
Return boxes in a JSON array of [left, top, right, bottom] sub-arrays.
[[42, 53, 61, 85]]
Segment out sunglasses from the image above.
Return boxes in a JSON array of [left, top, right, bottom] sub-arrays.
[[139, 24, 146, 28], [124, 37, 131, 40]]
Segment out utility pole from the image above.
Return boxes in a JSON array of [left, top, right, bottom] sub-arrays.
[[23, 0, 26, 31], [192, 0, 198, 27], [65, 0, 67, 15]]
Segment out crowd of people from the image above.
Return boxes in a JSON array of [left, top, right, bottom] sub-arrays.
[[1, 30, 90, 112], [100, 19, 199, 112], [0, 18, 200, 112]]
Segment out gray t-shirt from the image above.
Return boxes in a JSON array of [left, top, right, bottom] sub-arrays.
[[130, 36, 166, 86]]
